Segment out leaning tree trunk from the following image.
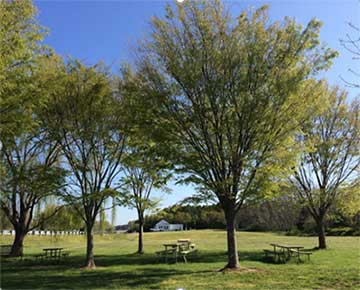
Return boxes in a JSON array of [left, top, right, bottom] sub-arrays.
[[10, 227, 26, 257], [85, 223, 96, 268], [138, 219, 144, 254], [316, 219, 327, 249], [224, 208, 240, 269]]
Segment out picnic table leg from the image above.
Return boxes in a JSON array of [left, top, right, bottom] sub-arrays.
[[286, 249, 291, 262], [282, 248, 286, 263], [273, 245, 278, 263]]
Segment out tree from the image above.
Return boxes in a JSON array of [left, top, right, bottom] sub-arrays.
[[290, 84, 359, 249], [0, 121, 65, 257], [118, 143, 171, 254], [120, 0, 337, 269], [0, 0, 49, 136], [0, 55, 66, 257], [43, 60, 126, 268]]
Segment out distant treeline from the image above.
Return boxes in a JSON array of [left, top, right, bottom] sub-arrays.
[[127, 197, 359, 236], [1, 197, 358, 236]]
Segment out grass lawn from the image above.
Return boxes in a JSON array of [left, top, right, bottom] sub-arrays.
[[1, 230, 359, 289]]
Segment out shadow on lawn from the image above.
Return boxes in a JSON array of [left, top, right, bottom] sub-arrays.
[[1, 251, 265, 289], [95, 250, 265, 266], [1, 266, 197, 289]]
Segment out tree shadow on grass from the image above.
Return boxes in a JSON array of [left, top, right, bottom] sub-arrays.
[[95, 251, 257, 266], [1, 266, 198, 289], [2, 250, 267, 269], [1, 250, 268, 289]]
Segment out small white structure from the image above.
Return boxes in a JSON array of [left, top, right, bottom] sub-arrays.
[[151, 219, 183, 232]]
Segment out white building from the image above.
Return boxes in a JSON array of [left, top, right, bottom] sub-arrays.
[[150, 219, 183, 232]]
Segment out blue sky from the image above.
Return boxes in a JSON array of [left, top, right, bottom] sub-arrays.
[[34, 0, 359, 224]]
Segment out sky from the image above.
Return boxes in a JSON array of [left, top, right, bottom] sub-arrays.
[[33, 0, 359, 224]]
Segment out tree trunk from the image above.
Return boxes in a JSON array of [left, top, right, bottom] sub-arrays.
[[316, 219, 327, 249], [138, 220, 144, 254], [85, 223, 96, 268], [224, 209, 240, 269], [10, 228, 26, 257]]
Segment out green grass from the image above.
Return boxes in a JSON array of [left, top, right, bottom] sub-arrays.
[[1, 230, 359, 289]]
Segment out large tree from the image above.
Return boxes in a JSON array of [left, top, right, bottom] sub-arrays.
[[290, 85, 359, 249], [121, 0, 337, 269], [0, 55, 65, 257], [0, 132, 64, 257], [44, 60, 126, 268]]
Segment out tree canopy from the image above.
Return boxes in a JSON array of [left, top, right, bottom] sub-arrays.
[[119, 0, 338, 269], [43, 60, 127, 268], [0, 0, 50, 137]]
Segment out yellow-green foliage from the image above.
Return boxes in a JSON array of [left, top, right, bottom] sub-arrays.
[[0, 0, 50, 136]]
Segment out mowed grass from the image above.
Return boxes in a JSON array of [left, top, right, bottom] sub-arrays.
[[1, 230, 359, 289]]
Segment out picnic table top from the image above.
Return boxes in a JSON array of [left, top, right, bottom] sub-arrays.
[[270, 243, 304, 249], [43, 247, 63, 251], [163, 243, 179, 247], [177, 239, 191, 243]]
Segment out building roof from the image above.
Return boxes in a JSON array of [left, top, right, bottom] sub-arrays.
[[156, 219, 170, 225], [114, 224, 129, 231]]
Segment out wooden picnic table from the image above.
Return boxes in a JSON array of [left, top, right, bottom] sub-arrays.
[[271, 244, 303, 260], [158, 241, 197, 263], [266, 244, 311, 263], [160, 243, 179, 263], [270, 244, 303, 252], [43, 247, 63, 260]]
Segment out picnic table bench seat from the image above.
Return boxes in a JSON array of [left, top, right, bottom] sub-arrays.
[[156, 249, 177, 255], [156, 248, 178, 263], [157, 241, 198, 263], [264, 244, 313, 263], [179, 245, 198, 263], [289, 248, 312, 262], [34, 253, 46, 260]]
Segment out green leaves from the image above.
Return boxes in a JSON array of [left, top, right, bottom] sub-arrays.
[[0, 0, 50, 137], [117, 143, 172, 214], [125, 0, 338, 211], [291, 83, 360, 219]]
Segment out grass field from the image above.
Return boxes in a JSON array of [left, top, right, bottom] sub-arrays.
[[1, 230, 359, 289]]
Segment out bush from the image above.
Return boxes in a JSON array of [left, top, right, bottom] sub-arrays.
[[327, 227, 359, 236]]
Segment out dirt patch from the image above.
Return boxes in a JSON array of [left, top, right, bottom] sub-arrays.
[[218, 266, 261, 274]]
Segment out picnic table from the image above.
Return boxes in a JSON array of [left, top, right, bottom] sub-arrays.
[[35, 247, 64, 261], [44, 247, 63, 260], [156, 240, 197, 263], [264, 244, 312, 263]]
